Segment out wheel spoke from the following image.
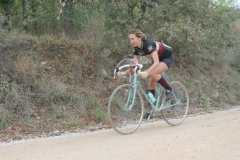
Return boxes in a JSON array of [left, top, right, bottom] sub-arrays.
[[161, 81, 189, 126], [108, 84, 144, 134]]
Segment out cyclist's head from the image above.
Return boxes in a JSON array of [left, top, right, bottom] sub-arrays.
[[129, 29, 146, 40]]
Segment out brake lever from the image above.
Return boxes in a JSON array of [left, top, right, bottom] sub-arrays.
[[113, 67, 120, 79]]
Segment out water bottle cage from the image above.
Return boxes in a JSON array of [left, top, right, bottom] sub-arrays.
[[146, 91, 156, 103]]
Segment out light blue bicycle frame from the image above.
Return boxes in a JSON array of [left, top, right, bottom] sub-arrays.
[[123, 72, 180, 112]]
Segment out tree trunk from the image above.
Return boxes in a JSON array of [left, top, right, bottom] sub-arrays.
[[22, 0, 28, 32]]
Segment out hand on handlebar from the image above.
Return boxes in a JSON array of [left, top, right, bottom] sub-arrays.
[[139, 71, 149, 79], [113, 63, 143, 79], [129, 67, 135, 73]]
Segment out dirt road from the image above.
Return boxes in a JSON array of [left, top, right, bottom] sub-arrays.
[[1, 107, 240, 160]]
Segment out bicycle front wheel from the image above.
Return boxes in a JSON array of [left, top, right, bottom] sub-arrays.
[[161, 81, 189, 126], [108, 84, 144, 135]]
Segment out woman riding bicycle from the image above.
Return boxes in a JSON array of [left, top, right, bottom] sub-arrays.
[[119, 29, 174, 119]]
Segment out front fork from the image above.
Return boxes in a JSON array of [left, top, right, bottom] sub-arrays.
[[123, 73, 139, 110], [123, 84, 136, 110]]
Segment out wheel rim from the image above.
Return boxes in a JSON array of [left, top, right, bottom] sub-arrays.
[[108, 84, 144, 134], [161, 81, 189, 126]]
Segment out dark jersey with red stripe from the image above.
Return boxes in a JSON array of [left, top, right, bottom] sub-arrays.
[[133, 39, 172, 60], [133, 39, 174, 68], [133, 39, 157, 56]]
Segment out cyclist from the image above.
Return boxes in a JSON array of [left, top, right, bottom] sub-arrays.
[[118, 28, 174, 119]]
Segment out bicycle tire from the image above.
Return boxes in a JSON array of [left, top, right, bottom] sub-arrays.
[[161, 81, 189, 126], [108, 84, 144, 135]]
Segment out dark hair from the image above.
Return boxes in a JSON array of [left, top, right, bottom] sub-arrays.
[[128, 29, 146, 39]]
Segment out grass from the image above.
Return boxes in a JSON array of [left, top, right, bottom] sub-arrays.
[[199, 93, 211, 108], [71, 94, 89, 115], [211, 78, 219, 89], [62, 120, 80, 128], [226, 91, 237, 104], [37, 77, 69, 106], [0, 80, 9, 93], [14, 55, 38, 86], [185, 78, 195, 89], [26, 117, 35, 124], [92, 100, 107, 122], [0, 107, 11, 130]]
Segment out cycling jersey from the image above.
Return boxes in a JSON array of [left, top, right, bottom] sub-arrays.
[[133, 39, 174, 68], [133, 39, 157, 56]]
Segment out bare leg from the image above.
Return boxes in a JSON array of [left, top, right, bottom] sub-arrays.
[[148, 62, 168, 81], [149, 62, 172, 100], [144, 62, 170, 120], [148, 77, 156, 90]]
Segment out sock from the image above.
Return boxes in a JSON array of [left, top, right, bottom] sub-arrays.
[[157, 78, 172, 91]]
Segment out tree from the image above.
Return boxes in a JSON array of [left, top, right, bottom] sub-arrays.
[[0, 0, 238, 67], [0, 0, 15, 30]]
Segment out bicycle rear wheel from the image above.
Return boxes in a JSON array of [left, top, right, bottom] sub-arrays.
[[161, 81, 189, 126], [108, 84, 144, 135]]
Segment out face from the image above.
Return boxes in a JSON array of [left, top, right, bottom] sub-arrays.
[[128, 34, 141, 47]]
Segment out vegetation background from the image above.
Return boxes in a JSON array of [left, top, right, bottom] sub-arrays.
[[0, 0, 240, 142]]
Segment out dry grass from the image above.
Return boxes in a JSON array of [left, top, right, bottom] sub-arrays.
[[0, 106, 11, 130], [13, 56, 38, 86]]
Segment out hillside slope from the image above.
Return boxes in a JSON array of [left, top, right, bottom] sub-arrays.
[[0, 35, 240, 142]]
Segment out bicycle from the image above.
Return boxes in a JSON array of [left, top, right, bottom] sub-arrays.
[[108, 59, 189, 135]]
